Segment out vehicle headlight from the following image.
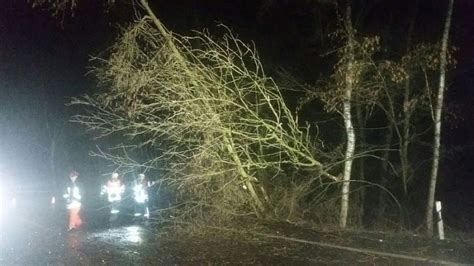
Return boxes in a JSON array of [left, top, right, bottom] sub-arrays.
[[0, 188, 3, 220]]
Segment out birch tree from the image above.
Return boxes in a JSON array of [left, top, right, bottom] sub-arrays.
[[339, 3, 356, 228], [298, 5, 386, 228], [426, 0, 454, 237]]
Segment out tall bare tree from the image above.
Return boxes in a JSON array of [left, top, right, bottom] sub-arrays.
[[426, 0, 454, 237], [399, 4, 418, 196], [339, 3, 356, 228]]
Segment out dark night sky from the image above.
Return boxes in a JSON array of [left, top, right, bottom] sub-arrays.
[[0, 0, 473, 225]]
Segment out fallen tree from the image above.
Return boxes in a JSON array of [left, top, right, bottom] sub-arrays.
[[72, 1, 339, 222]]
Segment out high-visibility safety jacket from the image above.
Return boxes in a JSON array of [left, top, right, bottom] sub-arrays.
[[63, 183, 82, 209], [133, 182, 149, 203], [101, 179, 125, 203]]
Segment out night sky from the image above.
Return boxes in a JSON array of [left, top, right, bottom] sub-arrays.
[[1, 0, 473, 227]]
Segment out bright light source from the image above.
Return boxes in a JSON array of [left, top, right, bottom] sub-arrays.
[[51, 196, 56, 204], [0, 190, 2, 221], [10, 197, 16, 207]]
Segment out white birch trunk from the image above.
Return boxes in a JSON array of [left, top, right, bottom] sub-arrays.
[[426, 0, 453, 237], [340, 4, 356, 228]]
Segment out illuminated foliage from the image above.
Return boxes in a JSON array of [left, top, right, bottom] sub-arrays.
[[72, 16, 338, 221]]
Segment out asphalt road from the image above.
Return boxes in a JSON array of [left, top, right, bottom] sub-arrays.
[[0, 196, 156, 265], [1, 198, 473, 265]]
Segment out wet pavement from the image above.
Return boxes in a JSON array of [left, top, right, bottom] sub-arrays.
[[0, 199, 156, 265], [1, 202, 474, 265]]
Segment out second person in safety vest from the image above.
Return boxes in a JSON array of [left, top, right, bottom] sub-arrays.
[[101, 172, 125, 214]]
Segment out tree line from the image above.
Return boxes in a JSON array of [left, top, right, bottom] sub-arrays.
[[31, 0, 455, 236]]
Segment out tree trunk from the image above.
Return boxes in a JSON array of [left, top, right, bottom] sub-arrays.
[[139, 0, 267, 215], [140, 0, 186, 66], [224, 130, 266, 215], [400, 93, 411, 196], [378, 121, 393, 221], [399, 3, 417, 196], [426, 0, 453, 237], [340, 3, 356, 228], [355, 104, 366, 225]]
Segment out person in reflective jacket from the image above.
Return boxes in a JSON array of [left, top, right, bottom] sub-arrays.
[[133, 173, 150, 218], [101, 172, 125, 214], [63, 170, 82, 231]]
